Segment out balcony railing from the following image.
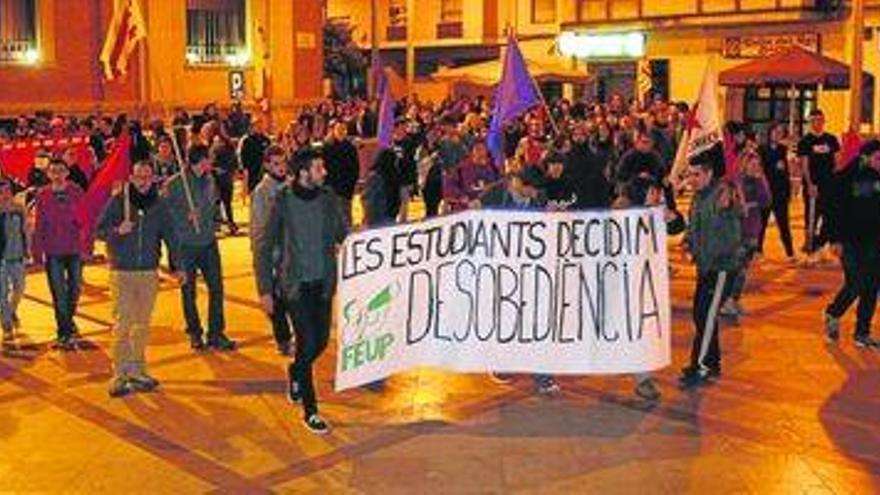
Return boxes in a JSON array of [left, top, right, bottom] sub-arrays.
[[0, 40, 36, 63], [436, 21, 463, 39], [386, 25, 407, 41], [573, 0, 836, 25], [185, 44, 248, 66]]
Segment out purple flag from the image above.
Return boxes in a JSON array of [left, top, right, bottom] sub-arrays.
[[487, 34, 542, 164], [377, 72, 394, 149]]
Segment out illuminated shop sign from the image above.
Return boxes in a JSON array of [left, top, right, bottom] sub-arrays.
[[557, 31, 646, 59]]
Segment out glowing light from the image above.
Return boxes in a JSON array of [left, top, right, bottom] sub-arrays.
[[557, 31, 646, 59], [21, 49, 39, 65], [224, 50, 250, 67]]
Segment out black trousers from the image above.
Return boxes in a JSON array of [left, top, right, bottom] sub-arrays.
[[826, 241, 880, 339], [688, 270, 734, 374], [423, 164, 443, 218], [180, 243, 225, 339], [759, 192, 794, 257], [803, 185, 831, 253], [271, 283, 292, 347], [216, 178, 236, 228], [285, 281, 332, 418]]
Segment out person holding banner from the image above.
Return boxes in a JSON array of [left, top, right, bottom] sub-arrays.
[[443, 140, 502, 213], [163, 144, 236, 352], [797, 110, 840, 264], [97, 161, 182, 397], [249, 145, 295, 356], [476, 165, 560, 395], [680, 152, 742, 389], [254, 147, 347, 434]]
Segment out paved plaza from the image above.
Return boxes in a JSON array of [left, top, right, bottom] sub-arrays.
[[0, 200, 878, 493]]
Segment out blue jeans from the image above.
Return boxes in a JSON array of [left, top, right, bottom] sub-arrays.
[[0, 260, 25, 331], [179, 242, 226, 338], [45, 255, 82, 338]]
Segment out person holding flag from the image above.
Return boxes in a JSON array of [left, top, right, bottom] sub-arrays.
[[163, 144, 236, 352], [97, 161, 182, 397]]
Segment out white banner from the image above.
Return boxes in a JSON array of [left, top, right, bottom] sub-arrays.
[[335, 207, 671, 391]]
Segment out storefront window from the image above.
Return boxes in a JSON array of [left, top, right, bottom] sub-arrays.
[[0, 0, 36, 64], [440, 0, 462, 23], [744, 85, 817, 137], [186, 0, 247, 66]]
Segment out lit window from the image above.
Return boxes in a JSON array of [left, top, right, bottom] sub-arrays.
[[0, 0, 37, 64], [186, 0, 248, 66], [441, 0, 462, 23], [532, 0, 556, 24]]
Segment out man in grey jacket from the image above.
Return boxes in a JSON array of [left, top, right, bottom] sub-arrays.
[[163, 144, 236, 351], [249, 145, 293, 355], [254, 147, 347, 434], [97, 161, 182, 397]]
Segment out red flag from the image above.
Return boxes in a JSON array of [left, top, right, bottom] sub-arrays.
[[839, 129, 862, 171], [99, 0, 147, 80], [77, 134, 131, 244], [0, 139, 91, 185], [723, 131, 739, 179]]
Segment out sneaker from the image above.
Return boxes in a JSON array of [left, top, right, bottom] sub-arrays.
[[303, 414, 330, 435], [286, 379, 301, 404], [824, 313, 840, 343], [489, 372, 514, 385], [277, 341, 293, 357], [207, 334, 237, 351], [2, 329, 13, 344], [854, 335, 880, 349], [54, 336, 75, 351], [128, 374, 160, 392], [720, 299, 739, 317], [189, 334, 206, 351], [678, 370, 710, 389], [536, 378, 560, 395], [634, 378, 661, 401], [108, 378, 132, 398]]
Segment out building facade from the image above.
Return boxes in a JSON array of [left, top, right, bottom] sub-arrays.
[[330, 0, 880, 134], [0, 0, 324, 123]]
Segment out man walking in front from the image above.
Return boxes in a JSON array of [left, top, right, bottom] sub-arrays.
[[32, 158, 85, 350], [680, 153, 742, 388], [97, 161, 181, 397], [164, 144, 236, 351], [254, 147, 347, 434], [0, 179, 28, 345], [249, 145, 294, 356]]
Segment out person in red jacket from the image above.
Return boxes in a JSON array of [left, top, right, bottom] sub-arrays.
[[31, 158, 85, 350]]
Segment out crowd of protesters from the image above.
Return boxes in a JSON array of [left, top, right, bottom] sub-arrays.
[[0, 90, 878, 435]]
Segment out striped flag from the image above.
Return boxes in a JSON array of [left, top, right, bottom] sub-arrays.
[[637, 59, 653, 104], [99, 0, 147, 80]]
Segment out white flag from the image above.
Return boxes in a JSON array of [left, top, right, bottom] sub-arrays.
[[670, 64, 722, 186]]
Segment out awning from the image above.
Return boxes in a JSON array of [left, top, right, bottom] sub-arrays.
[[432, 57, 592, 86], [718, 47, 872, 89]]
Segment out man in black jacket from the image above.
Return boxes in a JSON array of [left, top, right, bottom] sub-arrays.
[[823, 139, 880, 349], [239, 117, 271, 195], [254, 148, 347, 434], [97, 161, 181, 397], [323, 120, 360, 228], [563, 123, 612, 208]]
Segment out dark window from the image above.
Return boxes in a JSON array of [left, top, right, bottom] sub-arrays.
[[649, 59, 669, 101], [0, 0, 36, 63], [186, 0, 247, 66]]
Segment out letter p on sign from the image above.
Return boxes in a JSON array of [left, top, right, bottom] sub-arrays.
[[229, 71, 245, 100]]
